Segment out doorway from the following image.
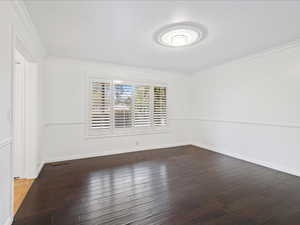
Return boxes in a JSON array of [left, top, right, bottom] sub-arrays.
[[12, 49, 35, 215]]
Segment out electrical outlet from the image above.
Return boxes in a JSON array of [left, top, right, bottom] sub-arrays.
[[135, 141, 139, 146]]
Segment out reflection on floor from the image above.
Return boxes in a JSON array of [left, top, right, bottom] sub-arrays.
[[13, 145, 300, 225], [14, 178, 34, 215]]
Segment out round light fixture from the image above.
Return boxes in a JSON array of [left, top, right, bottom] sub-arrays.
[[155, 22, 206, 48]]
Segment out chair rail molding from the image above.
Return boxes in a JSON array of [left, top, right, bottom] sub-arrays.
[[189, 117, 300, 129], [43, 117, 190, 127]]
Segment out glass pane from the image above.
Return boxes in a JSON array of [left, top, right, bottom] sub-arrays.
[[114, 84, 133, 128]]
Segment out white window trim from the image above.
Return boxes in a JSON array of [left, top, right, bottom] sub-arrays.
[[85, 75, 169, 138]]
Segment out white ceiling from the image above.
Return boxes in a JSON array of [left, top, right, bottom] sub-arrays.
[[25, 0, 300, 73]]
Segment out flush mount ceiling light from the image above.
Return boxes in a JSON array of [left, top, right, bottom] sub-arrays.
[[155, 22, 206, 48]]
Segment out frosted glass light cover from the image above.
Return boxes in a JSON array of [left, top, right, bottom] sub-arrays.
[[155, 22, 206, 48]]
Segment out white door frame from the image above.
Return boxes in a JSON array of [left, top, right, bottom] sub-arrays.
[[13, 50, 26, 179], [10, 27, 38, 219]]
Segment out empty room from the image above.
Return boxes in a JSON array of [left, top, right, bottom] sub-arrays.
[[2, 0, 300, 225]]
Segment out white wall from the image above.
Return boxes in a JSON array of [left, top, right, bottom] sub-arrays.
[[191, 41, 300, 177], [0, 1, 45, 225], [0, 4, 13, 225], [24, 62, 41, 177], [41, 57, 192, 162], [0, 144, 12, 225]]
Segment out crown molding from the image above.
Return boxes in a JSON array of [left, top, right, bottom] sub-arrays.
[[193, 37, 300, 75], [10, 0, 46, 59]]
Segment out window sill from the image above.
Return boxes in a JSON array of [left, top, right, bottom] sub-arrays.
[[85, 128, 170, 139]]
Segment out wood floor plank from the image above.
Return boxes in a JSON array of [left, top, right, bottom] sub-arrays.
[[13, 145, 300, 225], [14, 179, 35, 215]]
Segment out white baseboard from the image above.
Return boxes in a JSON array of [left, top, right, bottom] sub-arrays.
[[26, 161, 44, 179], [44, 142, 190, 163], [192, 142, 300, 178], [38, 141, 300, 178], [3, 217, 12, 225], [35, 161, 44, 178]]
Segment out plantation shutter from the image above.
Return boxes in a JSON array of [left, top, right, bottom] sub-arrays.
[[153, 86, 167, 126], [89, 81, 111, 130], [88, 79, 168, 136], [114, 84, 133, 128], [134, 85, 151, 127]]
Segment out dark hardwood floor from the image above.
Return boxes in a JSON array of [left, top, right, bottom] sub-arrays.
[[13, 145, 300, 225]]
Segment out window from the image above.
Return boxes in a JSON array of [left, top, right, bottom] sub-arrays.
[[87, 78, 167, 136]]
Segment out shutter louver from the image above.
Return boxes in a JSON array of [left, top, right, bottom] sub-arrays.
[[90, 81, 111, 129], [114, 84, 133, 128], [153, 86, 167, 126], [134, 85, 151, 127]]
